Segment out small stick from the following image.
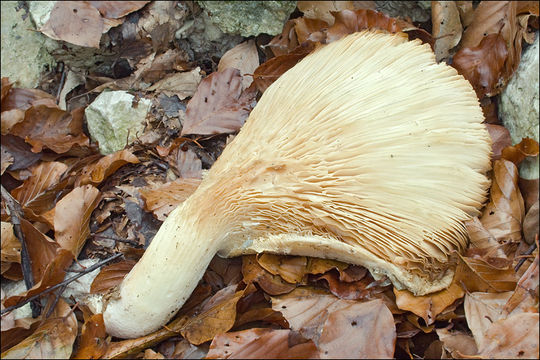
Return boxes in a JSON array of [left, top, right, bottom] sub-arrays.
[[1, 185, 41, 317], [514, 240, 538, 272], [0, 253, 122, 316]]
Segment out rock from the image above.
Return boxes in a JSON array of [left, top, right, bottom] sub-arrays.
[[197, 1, 296, 37], [85, 91, 152, 155], [499, 34, 539, 180], [375, 1, 432, 23], [1, 1, 57, 88]]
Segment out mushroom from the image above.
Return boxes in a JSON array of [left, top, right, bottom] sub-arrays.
[[103, 31, 491, 338]]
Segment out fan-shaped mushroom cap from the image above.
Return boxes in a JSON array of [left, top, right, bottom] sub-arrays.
[[103, 31, 491, 338]]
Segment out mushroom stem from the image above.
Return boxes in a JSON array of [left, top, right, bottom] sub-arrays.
[[103, 200, 222, 339]]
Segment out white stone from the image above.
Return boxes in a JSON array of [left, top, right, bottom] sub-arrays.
[[85, 90, 152, 155], [499, 34, 539, 180]]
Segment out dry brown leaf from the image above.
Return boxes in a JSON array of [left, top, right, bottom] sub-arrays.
[[432, 1, 463, 62], [266, 20, 299, 57], [242, 255, 296, 295], [218, 40, 260, 90], [293, 18, 330, 43], [455, 254, 517, 292], [75, 149, 140, 187], [72, 313, 109, 359], [0, 135, 42, 172], [435, 328, 478, 358], [272, 288, 395, 358], [88, 1, 149, 19], [10, 106, 89, 154], [146, 68, 202, 100], [306, 257, 349, 276], [54, 185, 101, 257], [256, 254, 308, 284], [523, 201, 539, 244], [180, 284, 249, 345], [456, 1, 474, 28], [297, 1, 355, 25], [486, 124, 513, 161], [479, 159, 525, 247], [394, 280, 465, 326], [1, 222, 21, 264], [479, 313, 539, 358], [1, 77, 13, 102], [1, 86, 56, 113], [40, 1, 104, 48], [3, 248, 73, 308], [1, 300, 78, 358], [11, 161, 68, 220], [504, 253, 539, 314], [140, 178, 201, 221], [459, 1, 539, 90], [138, 49, 190, 83], [316, 269, 388, 300], [207, 328, 319, 359], [90, 260, 136, 294], [317, 299, 396, 358], [501, 137, 540, 167], [0, 317, 41, 354], [181, 68, 257, 135], [452, 33, 508, 98], [172, 147, 202, 179], [253, 46, 313, 93]]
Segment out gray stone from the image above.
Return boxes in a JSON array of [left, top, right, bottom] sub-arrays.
[[85, 91, 152, 155], [1, 1, 57, 88], [198, 1, 296, 37], [375, 1, 432, 23], [499, 34, 539, 180]]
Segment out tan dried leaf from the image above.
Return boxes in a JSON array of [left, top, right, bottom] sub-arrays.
[[75, 149, 140, 187], [207, 328, 319, 359], [72, 313, 109, 359], [146, 68, 202, 100], [435, 328, 478, 358], [297, 1, 355, 25], [218, 40, 260, 90], [257, 254, 308, 284], [242, 255, 296, 295], [1, 222, 21, 264], [54, 185, 101, 257], [432, 1, 463, 62], [181, 68, 256, 135], [455, 254, 517, 292], [88, 1, 149, 19], [40, 1, 104, 48]]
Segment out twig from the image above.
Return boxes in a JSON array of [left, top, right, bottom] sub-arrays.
[[0, 253, 123, 316], [1, 185, 41, 317], [514, 240, 537, 272]]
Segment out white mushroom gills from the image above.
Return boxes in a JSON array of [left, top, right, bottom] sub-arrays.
[[103, 31, 492, 338]]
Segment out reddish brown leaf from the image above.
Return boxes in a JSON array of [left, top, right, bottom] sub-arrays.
[[501, 137, 540, 167], [40, 1, 104, 48], [257, 254, 308, 284], [72, 313, 109, 359], [181, 68, 257, 135], [1, 86, 56, 113], [11, 161, 68, 220], [10, 106, 89, 154], [266, 20, 299, 57], [88, 1, 149, 19], [253, 49, 312, 93], [453, 33, 508, 98], [478, 159, 525, 247], [54, 185, 101, 257], [90, 260, 136, 294], [459, 1, 539, 91], [394, 280, 465, 326], [140, 178, 201, 221], [1, 77, 13, 102], [19, 217, 59, 283], [207, 328, 319, 359], [486, 124, 512, 161], [316, 269, 389, 300], [3, 249, 73, 308], [180, 284, 247, 345], [297, 1, 355, 25], [75, 149, 140, 187], [242, 255, 296, 295], [0, 135, 42, 172]]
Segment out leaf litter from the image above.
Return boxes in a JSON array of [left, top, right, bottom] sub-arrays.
[[0, 1, 538, 359]]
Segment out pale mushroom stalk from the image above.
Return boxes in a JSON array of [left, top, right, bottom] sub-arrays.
[[103, 31, 492, 338]]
